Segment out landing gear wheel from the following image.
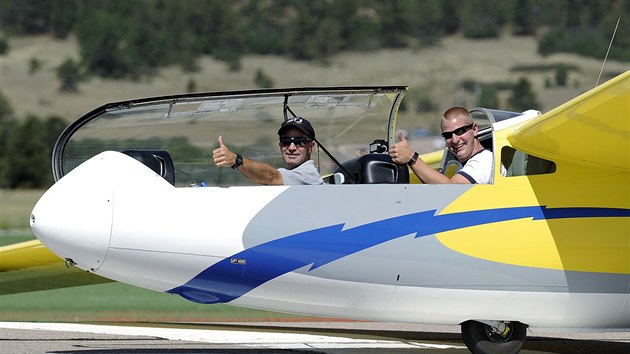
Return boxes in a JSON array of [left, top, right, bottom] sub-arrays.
[[461, 320, 527, 354]]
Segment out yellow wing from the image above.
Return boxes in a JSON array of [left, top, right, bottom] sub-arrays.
[[0, 240, 61, 270], [0, 240, 111, 295], [509, 70, 630, 171], [408, 150, 444, 184]]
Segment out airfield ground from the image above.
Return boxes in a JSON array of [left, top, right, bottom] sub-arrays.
[[1, 321, 630, 354]]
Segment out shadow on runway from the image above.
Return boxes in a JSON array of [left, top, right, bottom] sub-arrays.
[[166, 322, 630, 351], [523, 336, 630, 354], [23, 321, 629, 354], [130, 322, 630, 354]]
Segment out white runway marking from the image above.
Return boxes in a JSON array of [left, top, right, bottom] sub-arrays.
[[0, 322, 466, 350]]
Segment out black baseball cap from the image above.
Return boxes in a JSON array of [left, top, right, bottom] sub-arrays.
[[278, 117, 315, 139]]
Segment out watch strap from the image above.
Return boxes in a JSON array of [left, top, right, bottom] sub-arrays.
[[231, 154, 243, 169], [407, 152, 419, 166]]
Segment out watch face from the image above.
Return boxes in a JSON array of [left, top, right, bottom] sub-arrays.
[[408, 152, 418, 166], [232, 154, 243, 169]]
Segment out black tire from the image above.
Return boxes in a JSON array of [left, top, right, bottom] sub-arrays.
[[461, 320, 527, 354]]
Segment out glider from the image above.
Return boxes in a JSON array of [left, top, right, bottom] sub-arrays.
[[4, 71, 629, 354]]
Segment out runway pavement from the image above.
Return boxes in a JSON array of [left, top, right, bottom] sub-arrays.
[[1, 321, 629, 353]]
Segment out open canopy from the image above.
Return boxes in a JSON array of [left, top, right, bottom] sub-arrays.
[[53, 86, 408, 186]]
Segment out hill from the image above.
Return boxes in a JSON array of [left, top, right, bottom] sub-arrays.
[[0, 34, 627, 123]]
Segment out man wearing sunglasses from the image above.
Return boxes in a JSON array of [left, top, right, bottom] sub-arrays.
[[212, 117, 324, 185], [389, 107, 493, 184]]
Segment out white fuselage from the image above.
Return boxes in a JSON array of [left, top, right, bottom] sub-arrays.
[[31, 151, 630, 330]]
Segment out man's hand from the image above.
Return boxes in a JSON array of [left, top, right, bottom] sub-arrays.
[[211, 135, 283, 185], [389, 131, 414, 164], [212, 136, 237, 167]]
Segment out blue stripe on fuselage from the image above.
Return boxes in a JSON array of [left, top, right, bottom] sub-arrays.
[[167, 206, 630, 303]]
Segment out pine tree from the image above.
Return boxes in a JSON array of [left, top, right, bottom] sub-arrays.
[[508, 78, 541, 111], [3, 116, 50, 188]]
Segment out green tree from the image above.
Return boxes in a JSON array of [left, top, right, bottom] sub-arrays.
[[555, 64, 569, 86], [0, 0, 76, 37], [461, 0, 508, 38], [539, 27, 607, 58], [241, 1, 288, 54], [2, 116, 51, 188], [0, 118, 17, 188], [0, 89, 13, 121], [56, 57, 83, 92], [192, 1, 243, 64], [508, 78, 541, 111], [254, 69, 274, 88], [513, 0, 534, 35], [479, 84, 499, 108], [332, 0, 380, 51], [50, 0, 78, 38], [529, 0, 567, 28], [127, 1, 200, 75], [0, 90, 16, 187], [285, 1, 344, 60], [416, 96, 438, 113], [607, 6, 630, 61], [378, 0, 411, 48], [43, 116, 67, 149], [75, 8, 133, 78], [29, 57, 42, 74], [441, 0, 460, 34], [0, 115, 66, 188], [0, 0, 51, 34], [408, 0, 443, 46], [0, 37, 8, 55], [536, 1, 630, 61], [186, 78, 197, 93]]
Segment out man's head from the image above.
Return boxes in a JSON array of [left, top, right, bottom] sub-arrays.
[[277, 117, 316, 169], [440, 107, 479, 163]]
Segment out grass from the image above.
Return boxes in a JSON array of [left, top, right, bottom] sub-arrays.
[[0, 233, 35, 246], [0, 281, 323, 323], [3, 34, 628, 124], [0, 189, 45, 230]]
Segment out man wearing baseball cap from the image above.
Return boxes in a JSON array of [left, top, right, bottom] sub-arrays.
[[212, 117, 324, 185]]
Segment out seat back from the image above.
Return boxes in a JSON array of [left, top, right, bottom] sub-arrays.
[[122, 149, 175, 185], [440, 148, 462, 178], [501, 146, 556, 177], [334, 154, 409, 184]]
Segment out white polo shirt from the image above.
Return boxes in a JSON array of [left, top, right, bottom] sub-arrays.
[[278, 160, 324, 185], [457, 149, 494, 184]]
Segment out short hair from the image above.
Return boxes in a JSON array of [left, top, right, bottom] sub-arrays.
[[441, 107, 473, 128]]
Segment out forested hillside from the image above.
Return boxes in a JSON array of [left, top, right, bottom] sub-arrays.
[[0, 0, 628, 190], [1, 0, 628, 78]]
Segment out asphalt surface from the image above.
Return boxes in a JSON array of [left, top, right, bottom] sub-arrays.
[[1, 321, 629, 353]]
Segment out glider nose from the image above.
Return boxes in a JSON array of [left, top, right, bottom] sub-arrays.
[[30, 159, 113, 272]]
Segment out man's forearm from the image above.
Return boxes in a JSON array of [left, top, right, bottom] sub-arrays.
[[237, 157, 284, 185], [410, 159, 453, 184]]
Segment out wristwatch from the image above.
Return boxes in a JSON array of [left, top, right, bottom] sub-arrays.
[[231, 154, 243, 169], [407, 152, 419, 166]]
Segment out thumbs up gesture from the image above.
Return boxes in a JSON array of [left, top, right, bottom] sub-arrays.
[[388, 130, 413, 164], [397, 130, 407, 144], [212, 136, 236, 167]]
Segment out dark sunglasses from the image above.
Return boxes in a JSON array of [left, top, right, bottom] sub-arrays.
[[441, 123, 474, 140], [279, 136, 311, 147]]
